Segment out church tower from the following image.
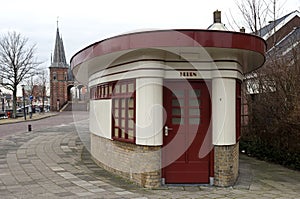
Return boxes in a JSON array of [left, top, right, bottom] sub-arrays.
[[49, 24, 73, 111]]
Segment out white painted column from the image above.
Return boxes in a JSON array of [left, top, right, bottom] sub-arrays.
[[136, 78, 163, 146], [212, 78, 236, 145]]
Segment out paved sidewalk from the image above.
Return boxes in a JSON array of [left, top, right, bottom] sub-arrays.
[[0, 112, 57, 125], [0, 119, 299, 198]]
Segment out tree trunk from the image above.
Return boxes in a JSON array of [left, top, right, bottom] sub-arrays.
[[12, 88, 17, 118]]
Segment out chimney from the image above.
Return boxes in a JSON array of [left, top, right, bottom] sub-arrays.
[[208, 10, 228, 31], [213, 10, 221, 23]]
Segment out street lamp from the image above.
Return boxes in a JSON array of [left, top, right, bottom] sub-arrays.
[[21, 84, 26, 120], [0, 89, 4, 113]]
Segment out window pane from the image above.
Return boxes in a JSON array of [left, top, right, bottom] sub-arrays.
[[190, 89, 200, 97], [189, 99, 199, 106], [172, 117, 183, 124], [114, 128, 119, 136], [128, 98, 134, 108], [189, 118, 200, 125], [121, 84, 127, 93], [109, 84, 113, 95], [121, 119, 126, 128], [172, 99, 184, 107], [114, 110, 119, 117], [99, 86, 101, 97], [121, 99, 126, 108], [115, 84, 120, 93], [128, 83, 134, 93], [121, 129, 126, 138], [128, 129, 134, 139], [172, 108, 182, 116], [128, 119, 134, 128], [99, 86, 104, 98], [114, 99, 119, 108], [189, 108, 200, 116], [105, 86, 108, 97], [121, 109, 125, 117], [128, 109, 134, 118], [172, 90, 184, 97]]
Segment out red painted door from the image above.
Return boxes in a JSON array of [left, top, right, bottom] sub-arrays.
[[162, 80, 212, 184]]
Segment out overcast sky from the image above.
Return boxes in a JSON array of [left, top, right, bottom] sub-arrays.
[[0, 0, 299, 69]]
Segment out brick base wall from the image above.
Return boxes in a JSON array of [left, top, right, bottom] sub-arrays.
[[214, 142, 239, 187], [91, 134, 161, 188]]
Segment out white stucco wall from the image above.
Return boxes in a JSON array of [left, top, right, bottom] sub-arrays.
[[212, 78, 236, 145], [89, 99, 112, 140], [88, 59, 242, 147], [135, 78, 163, 146]]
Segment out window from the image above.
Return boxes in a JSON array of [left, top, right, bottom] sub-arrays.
[[89, 83, 114, 100], [170, 88, 201, 125], [90, 86, 96, 99], [53, 72, 57, 81], [112, 80, 135, 143], [89, 80, 136, 143]]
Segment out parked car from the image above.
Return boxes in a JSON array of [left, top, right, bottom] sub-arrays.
[[0, 110, 5, 118]]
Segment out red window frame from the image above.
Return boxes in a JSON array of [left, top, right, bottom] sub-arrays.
[[89, 83, 114, 100], [90, 80, 136, 143], [112, 80, 136, 143], [90, 86, 96, 99], [236, 80, 241, 141]]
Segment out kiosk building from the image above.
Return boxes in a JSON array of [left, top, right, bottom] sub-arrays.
[[71, 11, 266, 188]]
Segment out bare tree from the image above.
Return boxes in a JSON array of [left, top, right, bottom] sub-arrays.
[[25, 76, 36, 97], [230, 0, 270, 35], [0, 31, 41, 118], [36, 69, 48, 113], [228, 0, 286, 35], [24, 69, 49, 113], [244, 28, 300, 168], [234, 0, 300, 168]]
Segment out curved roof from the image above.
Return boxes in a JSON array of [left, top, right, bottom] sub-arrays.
[[70, 29, 266, 80]]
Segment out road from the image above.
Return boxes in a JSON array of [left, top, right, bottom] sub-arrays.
[[0, 111, 89, 138]]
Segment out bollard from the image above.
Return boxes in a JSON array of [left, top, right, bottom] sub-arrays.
[[28, 124, 32, 132]]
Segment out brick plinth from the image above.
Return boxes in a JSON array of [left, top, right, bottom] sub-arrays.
[[90, 133, 161, 188], [214, 142, 239, 187]]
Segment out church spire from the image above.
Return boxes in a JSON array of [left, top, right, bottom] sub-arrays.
[[51, 19, 67, 68]]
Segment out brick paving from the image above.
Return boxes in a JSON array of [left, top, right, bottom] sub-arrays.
[[0, 112, 299, 198]]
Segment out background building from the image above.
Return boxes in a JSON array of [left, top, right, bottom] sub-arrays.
[[49, 26, 74, 111], [49, 25, 88, 112], [241, 10, 300, 169]]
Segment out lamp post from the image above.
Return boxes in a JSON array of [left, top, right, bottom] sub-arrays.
[[21, 84, 26, 120], [0, 89, 3, 113]]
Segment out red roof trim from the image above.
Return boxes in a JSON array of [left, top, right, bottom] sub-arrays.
[[70, 29, 266, 69]]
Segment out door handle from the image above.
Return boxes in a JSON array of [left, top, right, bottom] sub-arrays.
[[164, 126, 173, 136]]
